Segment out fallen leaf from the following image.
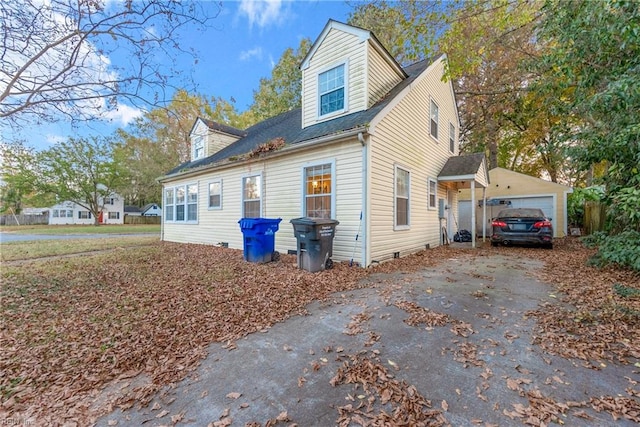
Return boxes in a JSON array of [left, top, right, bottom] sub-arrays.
[[441, 400, 449, 411], [276, 411, 289, 422], [226, 392, 241, 399], [156, 410, 169, 418]]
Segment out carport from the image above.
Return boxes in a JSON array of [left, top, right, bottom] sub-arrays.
[[438, 153, 490, 248]]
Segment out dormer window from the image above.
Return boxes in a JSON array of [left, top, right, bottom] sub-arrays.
[[319, 63, 347, 117], [193, 135, 204, 160]]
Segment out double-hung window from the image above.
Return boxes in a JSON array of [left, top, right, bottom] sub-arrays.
[[78, 211, 91, 219], [193, 135, 204, 160], [319, 64, 345, 116], [449, 122, 456, 153], [164, 184, 198, 223], [187, 184, 198, 221], [208, 180, 222, 209], [175, 187, 185, 221], [165, 188, 174, 221], [430, 100, 439, 140], [428, 178, 437, 209], [108, 212, 120, 220], [395, 166, 410, 227], [242, 175, 261, 218], [304, 163, 333, 219]]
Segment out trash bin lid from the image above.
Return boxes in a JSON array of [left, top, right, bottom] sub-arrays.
[[290, 217, 339, 226]]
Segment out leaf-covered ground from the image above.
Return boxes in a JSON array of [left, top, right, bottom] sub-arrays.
[[1, 238, 638, 425]]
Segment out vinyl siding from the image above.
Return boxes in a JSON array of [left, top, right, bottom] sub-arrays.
[[207, 132, 240, 158], [162, 139, 365, 263], [367, 45, 403, 108], [368, 58, 458, 263], [301, 29, 366, 128]]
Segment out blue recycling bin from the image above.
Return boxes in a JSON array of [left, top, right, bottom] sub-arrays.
[[238, 218, 282, 263]]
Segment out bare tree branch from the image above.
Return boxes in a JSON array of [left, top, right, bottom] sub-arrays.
[[0, 0, 220, 127]]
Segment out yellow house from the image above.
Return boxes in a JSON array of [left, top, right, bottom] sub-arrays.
[[159, 20, 488, 266], [458, 167, 573, 238]]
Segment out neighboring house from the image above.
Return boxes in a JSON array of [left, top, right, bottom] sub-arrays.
[[124, 205, 142, 216], [141, 203, 162, 216], [49, 194, 125, 225], [458, 167, 573, 238], [159, 20, 488, 266]]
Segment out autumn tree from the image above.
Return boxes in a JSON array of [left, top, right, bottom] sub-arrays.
[[0, 0, 218, 127], [347, 0, 447, 65], [246, 38, 312, 123], [115, 90, 246, 206], [534, 0, 640, 233], [439, 1, 544, 170], [0, 141, 51, 213], [39, 137, 126, 225]]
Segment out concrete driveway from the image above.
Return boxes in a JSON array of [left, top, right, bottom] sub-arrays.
[[95, 253, 638, 426]]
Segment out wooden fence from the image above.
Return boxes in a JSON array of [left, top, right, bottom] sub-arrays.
[[583, 201, 606, 235], [124, 215, 161, 225], [0, 214, 49, 226]]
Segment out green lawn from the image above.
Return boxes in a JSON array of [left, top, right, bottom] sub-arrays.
[[0, 223, 160, 235], [0, 235, 159, 262]]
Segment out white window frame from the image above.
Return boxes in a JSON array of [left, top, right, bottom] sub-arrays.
[[164, 183, 198, 223], [242, 174, 262, 218], [428, 178, 438, 210], [316, 61, 349, 119], [208, 179, 222, 210], [302, 160, 336, 219], [78, 211, 91, 219], [394, 165, 410, 229], [52, 209, 59, 218], [164, 188, 174, 221], [193, 135, 204, 160], [449, 122, 456, 153], [430, 99, 439, 140], [108, 211, 120, 220]]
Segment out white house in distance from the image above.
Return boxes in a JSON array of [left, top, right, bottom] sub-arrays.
[[158, 20, 489, 266], [124, 203, 162, 217], [49, 193, 125, 225]]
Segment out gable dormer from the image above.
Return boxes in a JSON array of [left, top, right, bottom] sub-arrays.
[[190, 118, 246, 162], [300, 20, 407, 129]]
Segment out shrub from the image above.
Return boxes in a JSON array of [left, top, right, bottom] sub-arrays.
[[583, 231, 640, 272]]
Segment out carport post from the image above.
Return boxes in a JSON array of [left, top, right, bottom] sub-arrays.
[[471, 180, 476, 248], [482, 187, 487, 242]]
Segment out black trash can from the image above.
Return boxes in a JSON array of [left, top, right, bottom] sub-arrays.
[[290, 217, 339, 272]]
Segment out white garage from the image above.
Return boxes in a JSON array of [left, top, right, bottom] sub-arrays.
[[458, 168, 573, 238]]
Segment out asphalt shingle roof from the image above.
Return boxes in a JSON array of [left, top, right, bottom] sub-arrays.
[[164, 57, 438, 178], [438, 152, 486, 177]]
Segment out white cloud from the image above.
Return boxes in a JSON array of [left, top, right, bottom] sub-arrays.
[[45, 134, 67, 145], [102, 104, 144, 126], [238, 0, 286, 29], [239, 47, 263, 61]]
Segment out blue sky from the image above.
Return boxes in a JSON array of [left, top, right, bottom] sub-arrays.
[[4, 0, 357, 151]]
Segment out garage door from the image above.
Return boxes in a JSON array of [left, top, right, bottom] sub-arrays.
[[506, 196, 554, 220]]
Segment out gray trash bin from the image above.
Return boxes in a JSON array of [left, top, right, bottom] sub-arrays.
[[290, 217, 339, 272]]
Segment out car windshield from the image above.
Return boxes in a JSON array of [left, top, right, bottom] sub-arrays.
[[496, 208, 545, 218]]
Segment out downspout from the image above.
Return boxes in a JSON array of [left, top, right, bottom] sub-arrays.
[[160, 183, 165, 241], [358, 131, 368, 267]]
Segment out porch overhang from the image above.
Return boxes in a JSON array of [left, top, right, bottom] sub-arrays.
[[437, 153, 490, 248]]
